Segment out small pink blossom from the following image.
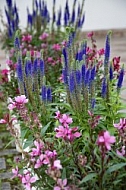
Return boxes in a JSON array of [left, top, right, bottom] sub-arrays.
[[41, 43, 47, 48], [39, 32, 49, 40], [14, 95, 28, 104], [87, 31, 94, 38], [22, 48, 27, 56], [88, 110, 100, 129], [98, 48, 104, 56], [45, 150, 57, 159], [22, 173, 37, 190], [8, 103, 16, 110], [97, 131, 116, 151], [1, 69, 9, 75], [58, 74, 64, 83], [59, 114, 73, 126], [61, 40, 67, 46], [47, 57, 53, 63], [12, 166, 19, 178], [53, 160, 62, 169], [30, 140, 44, 157], [22, 34, 32, 43], [116, 146, 125, 157], [112, 57, 120, 72], [0, 119, 7, 124], [52, 44, 61, 51], [55, 111, 61, 120], [55, 125, 81, 142], [34, 154, 49, 168], [114, 118, 126, 130], [54, 178, 69, 190]]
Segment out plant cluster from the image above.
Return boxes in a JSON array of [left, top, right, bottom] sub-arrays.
[[0, 0, 126, 190]]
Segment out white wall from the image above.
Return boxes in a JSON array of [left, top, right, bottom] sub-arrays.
[[0, 0, 126, 31]]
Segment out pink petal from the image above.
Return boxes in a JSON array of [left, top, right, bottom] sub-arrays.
[[98, 136, 104, 142], [30, 176, 37, 183], [74, 132, 81, 138], [54, 186, 61, 190], [53, 160, 62, 169], [105, 143, 111, 150], [63, 178, 67, 186]]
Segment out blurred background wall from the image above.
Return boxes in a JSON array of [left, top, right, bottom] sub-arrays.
[[0, 0, 126, 31]]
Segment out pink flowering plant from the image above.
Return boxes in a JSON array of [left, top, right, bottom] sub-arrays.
[[1, 28, 126, 190]]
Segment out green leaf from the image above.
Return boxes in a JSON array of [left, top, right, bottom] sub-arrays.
[[41, 121, 52, 136], [79, 173, 97, 185], [21, 127, 29, 139], [106, 163, 126, 174], [23, 135, 34, 149]]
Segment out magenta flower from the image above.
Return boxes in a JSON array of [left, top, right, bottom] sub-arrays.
[[68, 127, 81, 142], [87, 31, 94, 38], [55, 125, 68, 139], [22, 173, 37, 190], [114, 118, 126, 130], [1, 69, 9, 75], [53, 160, 62, 169], [12, 166, 19, 178], [45, 150, 57, 159], [55, 111, 62, 120], [22, 34, 32, 43], [30, 140, 44, 157], [52, 44, 61, 51], [0, 119, 7, 124], [39, 32, 49, 40], [97, 131, 116, 150], [54, 178, 69, 190], [98, 48, 105, 56], [116, 146, 125, 157], [8, 103, 16, 110], [55, 125, 81, 142], [59, 114, 73, 126], [34, 154, 49, 168], [14, 95, 28, 104], [47, 57, 53, 63]]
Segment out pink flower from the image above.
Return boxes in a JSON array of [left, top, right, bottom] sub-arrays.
[[22, 34, 32, 43], [0, 119, 7, 124], [53, 160, 62, 169], [14, 95, 28, 104], [87, 31, 94, 38], [47, 57, 53, 63], [54, 178, 69, 190], [114, 118, 126, 130], [116, 146, 125, 157], [22, 173, 37, 190], [55, 111, 61, 120], [55, 125, 81, 142], [97, 131, 116, 150], [88, 110, 100, 129], [30, 140, 44, 157], [55, 125, 68, 139], [34, 154, 49, 168], [39, 32, 49, 40], [112, 57, 120, 72], [41, 43, 47, 48], [12, 166, 19, 178], [45, 150, 57, 159], [52, 44, 61, 51], [68, 127, 81, 142], [8, 103, 16, 110], [59, 114, 73, 126], [98, 48, 104, 56], [58, 74, 64, 83], [1, 69, 9, 75]]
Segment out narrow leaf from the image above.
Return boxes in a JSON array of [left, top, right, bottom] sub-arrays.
[[79, 173, 97, 185]]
